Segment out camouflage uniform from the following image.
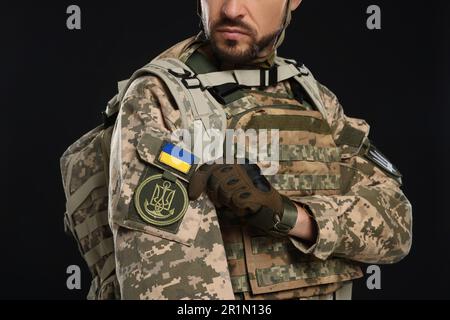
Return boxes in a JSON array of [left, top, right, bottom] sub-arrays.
[[106, 35, 412, 300]]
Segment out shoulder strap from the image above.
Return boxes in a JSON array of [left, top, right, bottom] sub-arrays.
[[109, 54, 328, 161], [101, 79, 129, 129], [193, 63, 301, 88], [274, 57, 328, 120], [182, 50, 302, 88], [181, 54, 328, 121]]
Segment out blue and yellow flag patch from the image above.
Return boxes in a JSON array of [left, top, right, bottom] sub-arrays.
[[158, 142, 195, 174]]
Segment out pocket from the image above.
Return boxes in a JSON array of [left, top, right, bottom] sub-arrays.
[[118, 132, 204, 247], [87, 274, 121, 300], [335, 117, 370, 159], [242, 230, 363, 295]]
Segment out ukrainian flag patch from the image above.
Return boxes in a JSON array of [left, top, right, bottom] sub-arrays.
[[158, 142, 195, 174]]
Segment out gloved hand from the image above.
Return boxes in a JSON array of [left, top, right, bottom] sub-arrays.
[[188, 162, 299, 237]]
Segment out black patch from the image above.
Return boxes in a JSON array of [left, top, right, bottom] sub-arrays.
[[365, 144, 402, 179]]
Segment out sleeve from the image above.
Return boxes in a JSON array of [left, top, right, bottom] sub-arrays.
[[288, 83, 413, 265], [108, 75, 234, 300], [108, 75, 180, 299], [108, 75, 181, 225]]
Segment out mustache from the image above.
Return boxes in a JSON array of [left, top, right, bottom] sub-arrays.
[[211, 17, 256, 37]]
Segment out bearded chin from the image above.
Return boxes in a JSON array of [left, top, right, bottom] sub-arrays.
[[210, 31, 279, 65]]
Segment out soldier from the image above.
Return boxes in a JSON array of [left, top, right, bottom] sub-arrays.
[[61, 0, 412, 300]]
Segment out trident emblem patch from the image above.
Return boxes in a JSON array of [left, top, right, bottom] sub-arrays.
[[134, 174, 188, 227]]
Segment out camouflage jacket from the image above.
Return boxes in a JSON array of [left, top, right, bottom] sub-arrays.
[[108, 36, 413, 299]]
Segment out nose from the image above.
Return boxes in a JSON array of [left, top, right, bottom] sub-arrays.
[[221, 0, 246, 20]]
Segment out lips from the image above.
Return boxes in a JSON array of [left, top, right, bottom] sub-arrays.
[[216, 27, 250, 40]]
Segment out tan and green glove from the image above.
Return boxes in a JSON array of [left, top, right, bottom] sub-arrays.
[[188, 163, 298, 237]]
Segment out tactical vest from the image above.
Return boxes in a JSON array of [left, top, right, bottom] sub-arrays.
[[220, 92, 358, 299], [182, 52, 363, 299], [61, 45, 362, 299]]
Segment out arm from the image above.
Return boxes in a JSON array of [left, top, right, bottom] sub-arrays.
[[287, 84, 413, 264], [109, 76, 233, 300], [109, 76, 179, 299], [288, 204, 317, 242]]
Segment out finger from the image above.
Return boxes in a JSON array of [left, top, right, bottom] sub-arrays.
[[207, 165, 238, 205], [188, 163, 221, 200], [231, 189, 262, 213], [242, 164, 271, 192], [206, 173, 222, 205], [217, 178, 244, 207]]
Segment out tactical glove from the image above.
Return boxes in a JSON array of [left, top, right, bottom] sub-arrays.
[[188, 163, 298, 237]]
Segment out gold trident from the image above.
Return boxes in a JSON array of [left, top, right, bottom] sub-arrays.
[[144, 181, 175, 218]]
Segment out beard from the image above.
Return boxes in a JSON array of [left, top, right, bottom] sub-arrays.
[[207, 17, 280, 65]]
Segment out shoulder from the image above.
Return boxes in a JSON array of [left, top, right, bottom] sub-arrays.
[[316, 81, 370, 155], [286, 60, 371, 154], [120, 74, 182, 131], [122, 34, 204, 103], [122, 75, 167, 104], [276, 56, 347, 128]]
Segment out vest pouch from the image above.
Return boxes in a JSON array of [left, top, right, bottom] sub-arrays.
[[242, 228, 363, 295]]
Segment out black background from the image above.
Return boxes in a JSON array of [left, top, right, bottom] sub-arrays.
[[2, 0, 449, 299]]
